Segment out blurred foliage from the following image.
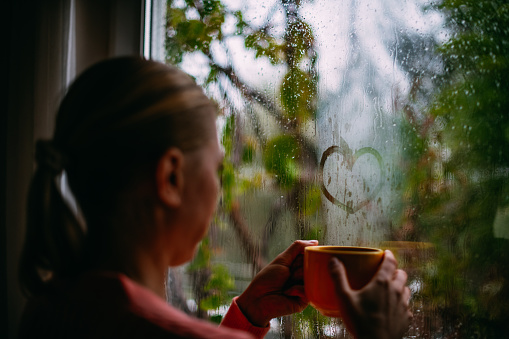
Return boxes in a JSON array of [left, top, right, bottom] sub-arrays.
[[200, 264, 235, 311], [280, 68, 317, 120], [301, 185, 322, 217], [165, 0, 225, 62], [399, 0, 509, 336], [187, 236, 212, 272], [188, 237, 235, 318], [245, 30, 285, 65], [264, 135, 301, 189], [293, 305, 330, 338]]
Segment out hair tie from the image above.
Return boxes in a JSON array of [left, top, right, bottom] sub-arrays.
[[35, 140, 67, 174]]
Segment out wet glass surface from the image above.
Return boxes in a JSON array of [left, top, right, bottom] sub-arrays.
[[162, 0, 509, 337]]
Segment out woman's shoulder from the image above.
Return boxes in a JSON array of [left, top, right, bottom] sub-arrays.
[[19, 271, 255, 339], [116, 272, 255, 338]]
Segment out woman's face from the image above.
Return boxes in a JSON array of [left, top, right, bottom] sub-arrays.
[[169, 134, 224, 266]]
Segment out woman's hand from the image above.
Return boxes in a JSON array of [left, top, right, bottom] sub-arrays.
[[328, 250, 413, 339], [236, 240, 318, 327]]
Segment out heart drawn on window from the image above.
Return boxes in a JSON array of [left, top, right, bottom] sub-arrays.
[[319, 138, 385, 214]]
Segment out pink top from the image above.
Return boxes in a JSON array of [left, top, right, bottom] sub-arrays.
[[19, 271, 270, 338]]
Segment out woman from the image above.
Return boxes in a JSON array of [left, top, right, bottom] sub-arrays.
[[18, 57, 412, 338]]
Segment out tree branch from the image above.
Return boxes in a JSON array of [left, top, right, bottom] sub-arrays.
[[211, 62, 296, 132], [227, 202, 266, 273]]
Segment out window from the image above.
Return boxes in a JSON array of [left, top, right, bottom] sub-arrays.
[[151, 0, 509, 337]]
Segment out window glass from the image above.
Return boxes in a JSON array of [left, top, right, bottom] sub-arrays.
[[159, 0, 509, 337]]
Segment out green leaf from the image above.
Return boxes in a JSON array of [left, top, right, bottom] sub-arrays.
[[167, 8, 187, 27], [245, 31, 284, 65], [176, 20, 212, 52], [263, 135, 301, 188], [234, 10, 248, 35], [280, 68, 316, 119], [284, 19, 315, 64]]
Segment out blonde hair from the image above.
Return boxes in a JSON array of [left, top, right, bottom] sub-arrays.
[[19, 57, 217, 296]]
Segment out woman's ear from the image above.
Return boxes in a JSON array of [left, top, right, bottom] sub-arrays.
[[156, 148, 184, 207]]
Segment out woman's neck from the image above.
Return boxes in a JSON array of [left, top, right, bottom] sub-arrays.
[[92, 236, 169, 299], [120, 248, 168, 299], [88, 192, 171, 300]]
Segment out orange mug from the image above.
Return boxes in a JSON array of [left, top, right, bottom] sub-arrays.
[[304, 246, 384, 317]]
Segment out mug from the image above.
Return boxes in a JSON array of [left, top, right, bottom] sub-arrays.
[[304, 246, 384, 317]]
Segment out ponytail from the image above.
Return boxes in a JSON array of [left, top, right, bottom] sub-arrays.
[[19, 140, 85, 296]]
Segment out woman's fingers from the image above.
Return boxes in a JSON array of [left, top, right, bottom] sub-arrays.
[[326, 250, 413, 339], [392, 269, 408, 292], [328, 257, 353, 297], [290, 253, 304, 271], [375, 250, 398, 283], [289, 266, 304, 282], [272, 240, 318, 267], [284, 285, 307, 300], [403, 286, 414, 327], [403, 286, 412, 309]]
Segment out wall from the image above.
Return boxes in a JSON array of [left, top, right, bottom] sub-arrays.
[[4, 1, 143, 337]]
